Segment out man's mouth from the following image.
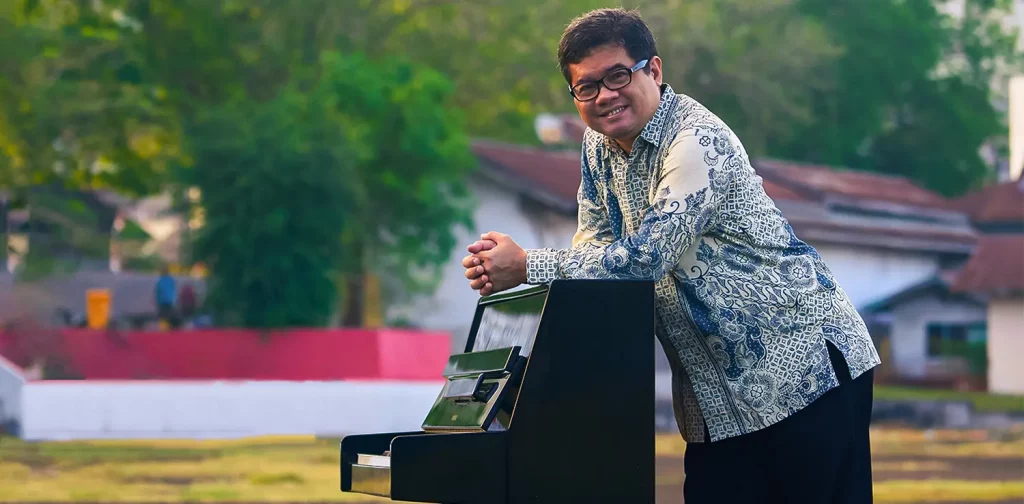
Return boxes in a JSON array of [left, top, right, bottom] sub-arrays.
[[601, 106, 627, 118]]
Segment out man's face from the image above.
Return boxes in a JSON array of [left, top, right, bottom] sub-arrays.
[[567, 44, 663, 150]]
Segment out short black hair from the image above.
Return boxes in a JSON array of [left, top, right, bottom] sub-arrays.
[[557, 8, 658, 84]]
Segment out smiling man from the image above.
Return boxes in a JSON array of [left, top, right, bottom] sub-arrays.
[[462, 8, 881, 503]]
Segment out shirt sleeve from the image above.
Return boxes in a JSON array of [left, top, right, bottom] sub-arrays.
[[524, 127, 743, 284]]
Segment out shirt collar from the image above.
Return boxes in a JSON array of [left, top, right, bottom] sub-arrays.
[[602, 84, 676, 154], [638, 84, 676, 146]]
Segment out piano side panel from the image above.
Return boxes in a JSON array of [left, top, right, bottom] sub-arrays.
[[507, 279, 657, 503], [390, 431, 507, 504]]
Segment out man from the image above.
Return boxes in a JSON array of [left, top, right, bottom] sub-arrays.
[[463, 8, 881, 503]]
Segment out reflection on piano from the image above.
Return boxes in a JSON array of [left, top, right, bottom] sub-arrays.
[[340, 279, 656, 503]]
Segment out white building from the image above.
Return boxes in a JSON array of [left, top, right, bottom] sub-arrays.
[[390, 119, 989, 387]]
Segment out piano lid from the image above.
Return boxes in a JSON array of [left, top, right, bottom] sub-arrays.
[[468, 286, 547, 357]]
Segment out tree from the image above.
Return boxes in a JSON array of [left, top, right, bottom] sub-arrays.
[[315, 52, 476, 325], [784, 0, 1024, 196], [321, 0, 841, 150], [185, 52, 475, 328], [636, 0, 841, 155], [1, 0, 186, 197], [185, 84, 354, 328]]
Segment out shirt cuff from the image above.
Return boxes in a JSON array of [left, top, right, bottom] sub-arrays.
[[525, 248, 561, 285]]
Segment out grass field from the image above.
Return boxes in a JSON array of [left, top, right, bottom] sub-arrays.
[[874, 386, 1024, 413], [0, 426, 1021, 503]]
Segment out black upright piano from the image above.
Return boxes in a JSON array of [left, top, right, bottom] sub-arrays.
[[340, 279, 656, 503]]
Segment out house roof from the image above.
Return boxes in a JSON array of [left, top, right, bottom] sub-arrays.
[[470, 138, 978, 253], [951, 179, 1024, 224], [754, 159, 951, 209], [950, 235, 1024, 295], [471, 140, 581, 213], [472, 138, 820, 208], [860, 275, 986, 314]]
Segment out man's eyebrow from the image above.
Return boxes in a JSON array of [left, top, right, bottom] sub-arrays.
[[574, 62, 631, 85]]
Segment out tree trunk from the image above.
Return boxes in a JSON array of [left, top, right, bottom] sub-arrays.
[[341, 273, 364, 327], [340, 237, 366, 327], [0, 195, 7, 274]]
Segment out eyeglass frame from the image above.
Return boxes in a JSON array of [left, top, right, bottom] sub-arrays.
[[568, 59, 650, 102]]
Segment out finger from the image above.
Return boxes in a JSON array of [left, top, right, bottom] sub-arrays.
[[466, 240, 488, 254], [464, 265, 485, 280], [481, 282, 494, 296], [469, 275, 489, 290], [461, 255, 480, 268], [480, 232, 504, 244], [467, 239, 498, 254]]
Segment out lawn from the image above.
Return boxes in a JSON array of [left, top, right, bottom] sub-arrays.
[[874, 385, 1024, 413], [0, 427, 1020, 503]]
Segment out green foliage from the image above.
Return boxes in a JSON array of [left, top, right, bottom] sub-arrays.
[[3, 0, 1023, 325], [784, 0, 1023, 196], [316, 52, 475, 300], [185, 83, 354, 329], [2, 0, 185, 196], [635, 0, 842, 155], [324, 0, 840, 149], [185, 52, 474, 327], [328, 0, 1021, 194]]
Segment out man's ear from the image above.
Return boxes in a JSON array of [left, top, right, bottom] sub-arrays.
[[649, 56, 663, 87]]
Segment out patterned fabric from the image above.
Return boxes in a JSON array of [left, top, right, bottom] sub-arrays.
[[525, 85, 881, 443]]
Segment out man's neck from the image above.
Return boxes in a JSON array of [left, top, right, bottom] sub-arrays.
[[614, 136, 636, 154]]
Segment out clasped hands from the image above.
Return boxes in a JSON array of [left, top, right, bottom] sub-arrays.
[[461, 231, 528, 297]]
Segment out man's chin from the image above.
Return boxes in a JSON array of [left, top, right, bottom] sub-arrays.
[[595, 123, 639, 143]]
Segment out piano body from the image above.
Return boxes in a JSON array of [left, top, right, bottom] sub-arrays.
[[340, 279, 656, 503]]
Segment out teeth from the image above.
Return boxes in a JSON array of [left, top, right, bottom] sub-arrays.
[[606, 107, 625, 117]]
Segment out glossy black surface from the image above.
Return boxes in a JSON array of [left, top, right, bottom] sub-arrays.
[[442, 346, 521, 377], [340, 279, 657, 503]]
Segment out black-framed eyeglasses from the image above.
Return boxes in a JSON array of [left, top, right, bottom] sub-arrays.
[[569, 59, 649, 102]]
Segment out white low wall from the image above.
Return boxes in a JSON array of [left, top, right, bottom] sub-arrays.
[[1, 371, 678, 441], [0, 355, 25, 434], [19, 380, 444, 441]]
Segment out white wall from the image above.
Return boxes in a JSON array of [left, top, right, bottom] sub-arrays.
[[0, 355, 25, 433], [812, 243, 941, 309], [392, 177, 949, 358], [19, 380, 443, 441], [987, 296, 1024, 394], [388, 177, 577, 353], [887, 296, 988, 378]]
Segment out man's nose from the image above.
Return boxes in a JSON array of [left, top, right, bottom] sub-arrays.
[[594, 85, 620, 105]]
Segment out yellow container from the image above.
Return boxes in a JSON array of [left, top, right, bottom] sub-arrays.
[[85, 288, 112, 329]]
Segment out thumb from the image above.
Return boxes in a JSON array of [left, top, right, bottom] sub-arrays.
[[481, 231, 506, 244]]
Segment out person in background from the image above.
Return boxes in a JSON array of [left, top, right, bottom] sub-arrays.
[[178, 282, 196, 322], [155, 266, 176, 330]]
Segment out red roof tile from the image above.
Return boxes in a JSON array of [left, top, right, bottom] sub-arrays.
[[756, 159, 950, 208], [951, 180, 1024, 223], [950, 235, 1024, 294], [785, 217, 977, 246], [472, 141, 582, 206], [473, 140, 820, 207], [762, 179, 809, 202]]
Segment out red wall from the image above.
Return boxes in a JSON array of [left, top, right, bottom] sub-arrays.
[[0, 327, 451, 381]]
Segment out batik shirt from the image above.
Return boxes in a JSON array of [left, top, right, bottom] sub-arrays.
[[524, 85, 881, 443]]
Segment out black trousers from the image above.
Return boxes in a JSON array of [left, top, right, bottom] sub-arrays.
[[683, 344, 875, 504]]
